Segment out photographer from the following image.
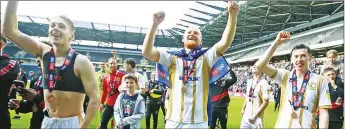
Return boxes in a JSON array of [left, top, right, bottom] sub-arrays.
[[8, 59, 45, 129], [1, 34, 20, 129]]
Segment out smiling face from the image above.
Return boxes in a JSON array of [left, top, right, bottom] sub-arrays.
[[290, 49, 312, 72], [108, 58, 117, 72], [183, 27, 202, 50], [124, 74, 139, 92], [48, 16, 75, 45]]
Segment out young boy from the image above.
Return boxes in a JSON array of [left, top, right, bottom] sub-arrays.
[[114, 74, 145, 129]]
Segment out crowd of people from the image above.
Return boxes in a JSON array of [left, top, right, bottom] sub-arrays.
[[1, 1, 343, 129], [230, 54, 344, 95]]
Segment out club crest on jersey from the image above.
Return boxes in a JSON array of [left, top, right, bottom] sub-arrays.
[[308, 83, 317, 90], [179, 76, 200, 81]]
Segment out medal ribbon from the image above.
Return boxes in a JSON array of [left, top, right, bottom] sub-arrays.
[[48, 48, 75, 93], [290, 70, 311, 110], [248, 75, 263, 98], [182, 47, 202, 85], [107, 71, 119, 92], [35, 75, 43, 95]]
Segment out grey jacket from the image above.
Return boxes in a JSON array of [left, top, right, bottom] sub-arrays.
[[114, 93, 145, 129]]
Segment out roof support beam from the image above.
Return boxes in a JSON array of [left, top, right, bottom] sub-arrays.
[[196, 1, 225, 11], [281, 14, 292, 30], [180, 19, 203, 26], [166, 29, 183, 46], [124, 26, 127, 44], [108, 24, 113, 42], [177, 23, 189, 28], [91, 23, 101, 46], [312, 2, 343, 7], [271, 5, 309, 7], [246, 13, 290, 20], [189, 8, 218, 17], [137, 27, 143, 44], [309, 4, 313, 21], [27, 16, 35, 23], [332, 3, 344, 15], [293, 13, 329, 16], [242, 2, 248, 43], [161, 30, 171, 48], [184, 14, 209, 22], [247, 5, 269, 10], [172, 28, 185, 34], [259, 5, 271, 37]]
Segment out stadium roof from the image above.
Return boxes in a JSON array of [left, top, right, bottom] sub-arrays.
[[1, 1, 343, 50]]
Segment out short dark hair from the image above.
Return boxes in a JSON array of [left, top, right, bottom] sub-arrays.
[[290, 44, 312, 55], [124, 58, 136, 68], [323, 67, 335, 75], [123, 74, 138, 84], [0, 35, 7, 44]]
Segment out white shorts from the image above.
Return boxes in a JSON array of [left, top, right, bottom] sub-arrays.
[[41, 116, 80, 128], [165, 120, 208, 128], [240, 116, 264, 129]]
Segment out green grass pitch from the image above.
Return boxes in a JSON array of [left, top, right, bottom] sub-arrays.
[[10, 97, 278, 128]]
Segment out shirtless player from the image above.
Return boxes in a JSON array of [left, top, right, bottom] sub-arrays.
[[2, 1, 99, 128]]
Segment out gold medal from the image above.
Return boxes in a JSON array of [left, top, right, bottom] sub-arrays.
[[47, 95, 56, 102], [182, 87, 187, 93], [291, 112, 297, 119]]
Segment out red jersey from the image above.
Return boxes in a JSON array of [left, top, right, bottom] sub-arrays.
[[101, 70, 125, 106]]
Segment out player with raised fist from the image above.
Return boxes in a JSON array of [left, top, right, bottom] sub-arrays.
[[142, 1, 240, 128], [255, 32, 331, 128]]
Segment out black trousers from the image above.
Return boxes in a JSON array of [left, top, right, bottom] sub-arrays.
[[210, 107, 228, 129], [145, 103, 160, 129], [100, 105, 114, 129], [274, 99, 280, 111], [29, 109, 44, 129], [160, 100, 166, 117], [2, 110, 11, 129]]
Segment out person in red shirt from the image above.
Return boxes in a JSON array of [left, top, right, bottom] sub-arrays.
[[99, 57, 125, 129]]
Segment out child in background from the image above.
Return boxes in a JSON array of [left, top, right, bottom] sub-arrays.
[[114, 74, 145, 129]]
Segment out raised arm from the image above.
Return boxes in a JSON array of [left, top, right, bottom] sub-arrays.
[[2, 1, 49, 57], [255, 32, 290, 78], [215, 1, 239, 55], [142, 12, 165, 62], [76, 55, 100, 128]]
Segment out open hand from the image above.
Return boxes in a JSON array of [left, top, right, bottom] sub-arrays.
[[8, 99, 20, 110], [18, 87, 37, 101], [248, 116, 256, 124]]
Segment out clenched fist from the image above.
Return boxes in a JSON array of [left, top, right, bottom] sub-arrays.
[[153, 11, 165, 25], [275, 31, 290, 45], [227, 1, 240, 16]]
